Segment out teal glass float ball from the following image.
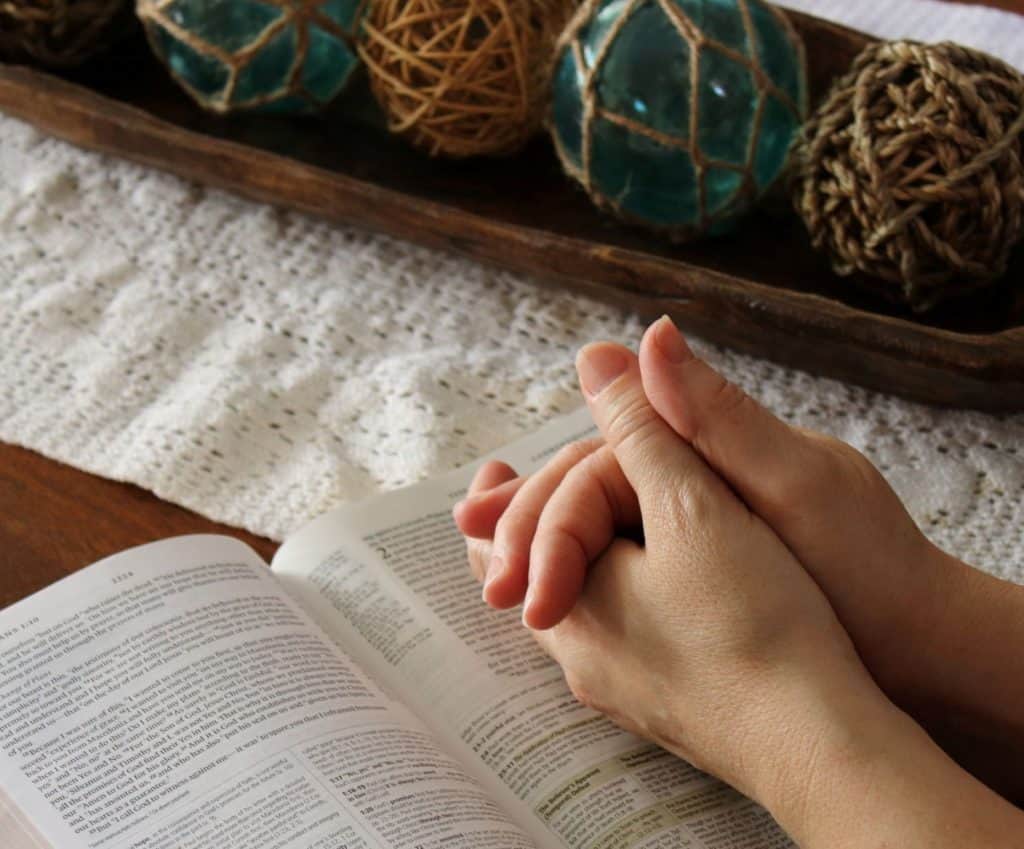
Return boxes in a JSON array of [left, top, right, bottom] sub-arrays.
[[138, 0, 367, 113], [551, 0, 807, 240]]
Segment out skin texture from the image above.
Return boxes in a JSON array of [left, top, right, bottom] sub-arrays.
[[456, 318, 1024, 797], [454, 319, 1024, 846]]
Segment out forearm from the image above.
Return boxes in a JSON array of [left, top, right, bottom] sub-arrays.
[[894, 547, 1024, 804], [750, 677, 1024, 849]]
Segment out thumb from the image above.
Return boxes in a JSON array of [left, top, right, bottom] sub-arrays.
[[575, 342, 719, 518], [638, 316, 816, 520]]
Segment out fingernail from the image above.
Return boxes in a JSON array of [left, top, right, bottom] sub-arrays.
[[653, 315, 691, 364], [522, 589, 535, 627], [483, 551, 501, 589], [577, 344, 629, 397]]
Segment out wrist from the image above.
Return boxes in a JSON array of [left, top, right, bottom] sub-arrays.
[[668, 642, 894, 814], [895, 546, 1024, 742], [754, 678, 1024, 849], [740, 665, 900, 828], [864, 536, 966, 702]]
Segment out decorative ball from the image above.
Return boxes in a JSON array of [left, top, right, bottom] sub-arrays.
[[550, 0, 807, 240], [359, 0, 574, 158], [137, 0, 366, 113], [0, 0, 131, 67], [792, 41, 1024, 311]]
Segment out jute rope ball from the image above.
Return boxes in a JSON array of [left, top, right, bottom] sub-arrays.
[[792, 40, 1024, 311], [0, 0, 130, 66], [359, 0, 575, 158]]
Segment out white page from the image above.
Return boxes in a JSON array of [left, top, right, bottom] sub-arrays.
[[274, 409, 793, 849], [0, 536, 537, 849]]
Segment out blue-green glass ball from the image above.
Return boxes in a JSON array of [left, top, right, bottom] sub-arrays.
[[551, 0, 807, 239], [139, 0, 365, 114]]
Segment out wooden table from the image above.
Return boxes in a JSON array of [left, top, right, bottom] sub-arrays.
[[0, 443, 277, 609]]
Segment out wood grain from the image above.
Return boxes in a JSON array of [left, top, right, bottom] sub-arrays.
[[0, 10, 1021, 410], [0, 442, 277, 611]]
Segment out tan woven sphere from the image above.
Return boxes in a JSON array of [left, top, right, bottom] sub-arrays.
[[359, 0, 574, 158], [0, 0, 130, 67], [792, 40, 1024, 311]]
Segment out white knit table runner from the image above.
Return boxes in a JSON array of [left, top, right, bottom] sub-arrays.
[[1, 0, 1022, 584]]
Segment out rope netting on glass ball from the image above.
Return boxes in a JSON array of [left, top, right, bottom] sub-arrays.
[[552, 0, 807, 240], [137, 0, 368, 113]]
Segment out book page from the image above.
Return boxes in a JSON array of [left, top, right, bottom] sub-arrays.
[[274, 409, 794, 849], [0, 536, 537, 849]]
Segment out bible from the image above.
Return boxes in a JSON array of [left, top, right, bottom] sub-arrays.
[[0, 408, 792, 849]]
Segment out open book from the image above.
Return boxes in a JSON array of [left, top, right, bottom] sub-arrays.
[[0, 409, 792, 849]]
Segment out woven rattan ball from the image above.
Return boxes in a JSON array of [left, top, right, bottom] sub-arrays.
[[359, 0, 573, 158], [0, 0, 130, 66], [792, 40, 1024, 311]]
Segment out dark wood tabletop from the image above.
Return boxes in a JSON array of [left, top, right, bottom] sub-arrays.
[[0, 442, 277, 610]]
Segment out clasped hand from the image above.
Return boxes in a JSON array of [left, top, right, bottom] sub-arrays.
[[454, 317, 1024, 848]]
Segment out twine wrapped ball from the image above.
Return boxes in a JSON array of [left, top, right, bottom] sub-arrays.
[[137, 0, 367, 113], [0, 0, 131, 66], [550, 0, 808, 241], [792, 40, 1024, 311], [359, 0, 574, 158]]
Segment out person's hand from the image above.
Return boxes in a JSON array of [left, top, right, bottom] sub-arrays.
[[456, 436, 636, 628], [461, 337, 885, 803], [457, 316, 965, 700], [456, 335, 1024, 847]]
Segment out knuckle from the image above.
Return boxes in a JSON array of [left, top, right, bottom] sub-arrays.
[[682, 479, 718, 524], [775, 434, 878, 516], [605, 395, 665, 460], [562, 450, 606, 501], [832, 439, 879, 485], [552, 438, 601, 469], [540, 516, 590, 566], [493, 501, 538, 544], [690, 369, 755, 447], [663, 475, 717, 531], [588, 447, 633, 523]]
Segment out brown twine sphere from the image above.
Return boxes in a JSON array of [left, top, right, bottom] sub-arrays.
[[359, 0, 575, 158], [791, 40, 1024, 311], [0, 0, 131, 67]]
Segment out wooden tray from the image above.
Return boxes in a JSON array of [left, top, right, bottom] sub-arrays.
[[1, 11, 1022, 411]]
